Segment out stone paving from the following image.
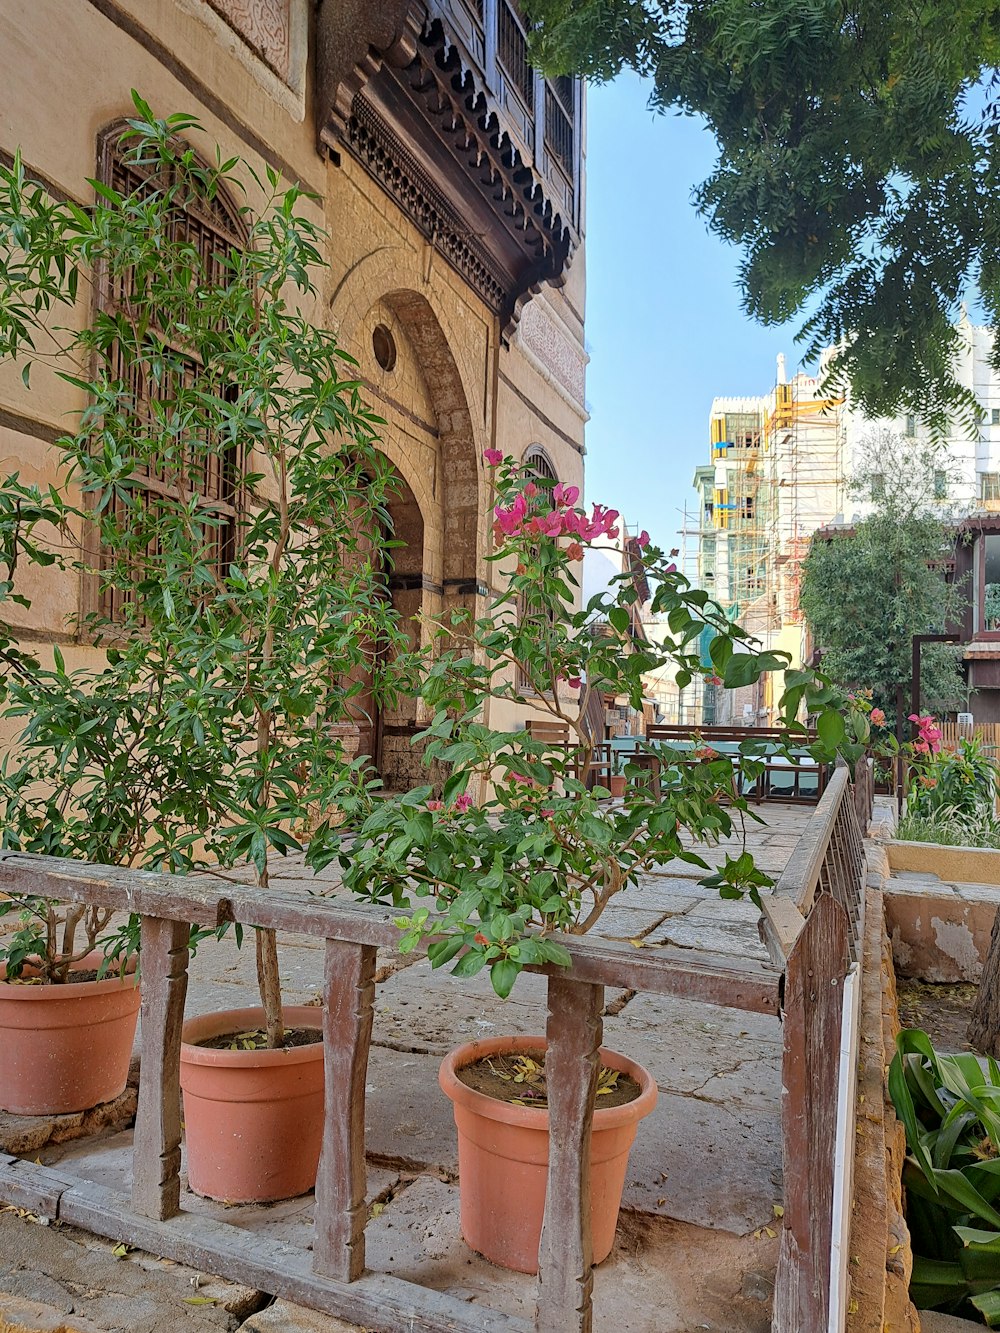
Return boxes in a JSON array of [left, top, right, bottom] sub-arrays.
[[0, 805, 814, 1332]]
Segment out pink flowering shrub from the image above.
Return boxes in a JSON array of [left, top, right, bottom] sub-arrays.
[[344, 450, 855, 997]]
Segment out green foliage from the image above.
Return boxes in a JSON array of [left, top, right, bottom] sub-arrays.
[[800, 435, 967, 722], [896, 806, 1000, 849], [0, 98, 401, 1010], [889, 1029, 1000, 1324], [524, 0, 1000, 428], [908, 738, 999, 822], [343, 453, 861, 997]]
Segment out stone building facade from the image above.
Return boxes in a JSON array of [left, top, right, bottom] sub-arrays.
[[0, 0, 587, 788]]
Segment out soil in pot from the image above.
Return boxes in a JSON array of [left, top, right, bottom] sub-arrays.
[[456, 1050, 642, 1111], [0, 954, 139, 1116], [180, 1006, 325, 1204], [440, 1035, 658, 1274]]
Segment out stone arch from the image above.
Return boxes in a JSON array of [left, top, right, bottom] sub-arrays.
[[380, 288, 481, 593], [327, 251, 489, 594]]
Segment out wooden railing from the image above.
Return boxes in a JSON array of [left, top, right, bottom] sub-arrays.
[[759, 767, 868, 1331], [0, 768, 870, 1332], [0, 851, 780, 1333]]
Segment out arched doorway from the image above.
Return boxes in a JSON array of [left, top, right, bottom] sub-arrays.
[[346, 457, 427, 791], [332, 279, 487, 788]]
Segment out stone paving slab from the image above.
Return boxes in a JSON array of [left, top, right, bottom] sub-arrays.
[[652, 917, 770, 961], [361, 1174, 776, 1333], [0, 1211, 264, 1332]]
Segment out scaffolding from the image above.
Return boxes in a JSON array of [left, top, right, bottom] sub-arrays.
[[684, 366, 847, 725], [707, 404, 772, 616], [763, 376, 845, 633]]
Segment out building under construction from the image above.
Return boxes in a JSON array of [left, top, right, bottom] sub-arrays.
[[683, 354, 845, 725]]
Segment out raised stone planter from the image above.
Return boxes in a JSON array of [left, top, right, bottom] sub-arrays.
[[887, 838, 1000, 885], [883, 842, 1000, 982]]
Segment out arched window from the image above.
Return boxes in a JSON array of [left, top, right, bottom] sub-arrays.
[[90, 125, 247, 624], [523, 444, 557, 486]]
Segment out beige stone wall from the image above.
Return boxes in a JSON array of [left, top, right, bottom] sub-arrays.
[[0, 0, 587, 788]]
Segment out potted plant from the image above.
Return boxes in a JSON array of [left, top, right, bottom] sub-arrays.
[[345, 453, 857, 1269], [0, 895, 138, 1116], [0, 100, 400, 1196], [608, 748, 627, 799]]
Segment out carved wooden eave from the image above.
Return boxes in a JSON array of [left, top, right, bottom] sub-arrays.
[[316, 1, 578, 334]]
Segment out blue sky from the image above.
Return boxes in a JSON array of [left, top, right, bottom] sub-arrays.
[[582, 73, 806, 548]]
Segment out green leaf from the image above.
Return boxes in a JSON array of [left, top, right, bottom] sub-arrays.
[[489, 957, 520, 998], [816, 710, 846, 750]]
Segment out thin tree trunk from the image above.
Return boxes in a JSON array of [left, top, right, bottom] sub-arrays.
[[969, 909, 1000, 1054], [256, 927, 284, 1048]]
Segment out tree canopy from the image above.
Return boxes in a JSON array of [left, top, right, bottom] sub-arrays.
[[799, 433, 967, 720], [525, 0, 1000, 431]]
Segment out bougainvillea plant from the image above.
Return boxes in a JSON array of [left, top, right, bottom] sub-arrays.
[[342, 451, 861, 996]]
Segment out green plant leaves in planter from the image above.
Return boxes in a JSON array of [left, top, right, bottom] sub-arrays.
[[889, 1028, 1000, 1323]]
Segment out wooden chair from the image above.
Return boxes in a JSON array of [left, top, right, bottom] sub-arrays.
[[526, 719, 613, 789]]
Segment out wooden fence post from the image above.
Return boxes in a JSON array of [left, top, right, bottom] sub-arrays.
[[131, 916, 190, 1220], [312, 939, 376, 1282], [773, 893, 850, 1332], [534, 976, 604, 1333]]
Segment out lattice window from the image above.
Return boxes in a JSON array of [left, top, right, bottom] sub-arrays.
[[983, 473, 1000, 503], [544, 83, 574, 176], [498, 0, 534, 110], [93, 129, 246, 625]]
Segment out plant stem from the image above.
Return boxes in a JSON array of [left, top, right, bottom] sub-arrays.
[[255, 925, 284, 1048]]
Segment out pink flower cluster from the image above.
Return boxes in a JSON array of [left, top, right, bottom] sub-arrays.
[[908, 713, 942, 755], [483, 448, 504, 466], [426, 794, 474, 813], [869, 707, 886, 728], [492, 482, 621, 547]]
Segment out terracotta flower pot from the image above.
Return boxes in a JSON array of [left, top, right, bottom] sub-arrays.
[[439, 1034, 657, 1274], [0, 952, 139, 1116], [180, 1006, 324, 1203], [609, 774, 627, 798]]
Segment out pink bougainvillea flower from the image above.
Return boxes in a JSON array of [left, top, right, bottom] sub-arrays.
[[566, 676, 582, 690], [552, 482, 580, 508], [665, 563, 677, 573], [638, 530, 650, 547], [540, 808, 554, 818], [426, 799, 444, 811], [454, 794, 473, 812], [494, 492, 527, 535], [870, 707, 886, 727], [706, 674, 723, 687], [913, 740, 930, 755], [523, 481, 538, 498], [565, 541, 584, 561], [483, 448, 503, 466]]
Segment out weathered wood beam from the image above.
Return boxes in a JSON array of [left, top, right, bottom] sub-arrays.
[[313, 940, 376, 1283], [55, 1179, 532, 1333], [131, 916, 190, 1220]]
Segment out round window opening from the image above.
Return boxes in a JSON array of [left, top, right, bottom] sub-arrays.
[[372, 324, 397, 373]]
